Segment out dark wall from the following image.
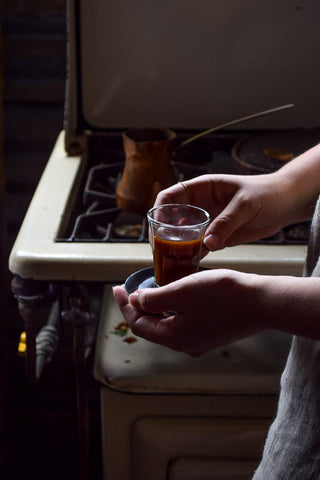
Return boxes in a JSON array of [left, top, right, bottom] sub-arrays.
[[1, 2, 68, 479], [2, 0, 66, 248], [1, 0, 67, 367], [1, 0, 67, 365]]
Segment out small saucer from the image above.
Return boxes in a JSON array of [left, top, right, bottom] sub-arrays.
[[125, 267, 155, 294], [124, 266, 209, 295]]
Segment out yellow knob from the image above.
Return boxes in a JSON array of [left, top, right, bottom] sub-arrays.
[[18, 331, 27, 357]]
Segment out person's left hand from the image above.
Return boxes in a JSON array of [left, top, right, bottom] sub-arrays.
[[113, 269, 266, 356]]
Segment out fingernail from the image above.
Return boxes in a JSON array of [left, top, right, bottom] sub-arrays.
[[129, 291, 140, 308], [204, 233, 220, 250]]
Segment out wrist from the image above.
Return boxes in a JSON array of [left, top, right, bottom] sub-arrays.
[[252, 275, 320, 339], [272, 144, 320, 223]]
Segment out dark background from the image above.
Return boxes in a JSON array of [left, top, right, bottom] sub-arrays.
[[1, 2, 102, 479]]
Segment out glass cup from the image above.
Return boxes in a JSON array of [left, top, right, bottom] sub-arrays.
[[147, 204, 211, 287]]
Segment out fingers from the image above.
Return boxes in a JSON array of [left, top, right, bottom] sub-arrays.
[[113, 285, 178, 347], [129, 280, 188, 314], [204, 194, 255, 249], [112, 285, 141, 324], [154, 175, 264, 251], [204, 214, 236, 250], [154, 175, 214, 207], [154, 181, 190, 206], [154, 175, 244, 251], [127, 312, 175, 346], [112, 284, 128, 307]]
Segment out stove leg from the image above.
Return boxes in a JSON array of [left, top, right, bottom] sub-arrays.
[[62, 295, 96, 480], [74, 312, 90, 480], [13, 278, 97, 480]]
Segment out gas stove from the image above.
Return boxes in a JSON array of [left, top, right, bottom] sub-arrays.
[[8, 1, 320, 478], [9, 130, 309, 283]]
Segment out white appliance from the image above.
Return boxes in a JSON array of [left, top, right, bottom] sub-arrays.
[[9, 1, 320, 478]]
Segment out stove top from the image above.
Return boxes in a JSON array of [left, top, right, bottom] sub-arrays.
[[8, 131, 308, 282], [57, 129, 312, 245], [56, 130, 236, 242]]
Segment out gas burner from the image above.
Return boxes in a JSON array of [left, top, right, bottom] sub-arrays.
[[54, 130, 315, 245], [66, 209, 147, 243], [57, 145, 212, 242], [83, 163, 123, 207], [232, 128, 320, 174]]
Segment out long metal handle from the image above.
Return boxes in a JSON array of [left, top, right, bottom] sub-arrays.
[[176, 103, 295, 151]]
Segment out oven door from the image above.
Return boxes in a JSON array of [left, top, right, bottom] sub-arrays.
[[94, 286, 291, 480]]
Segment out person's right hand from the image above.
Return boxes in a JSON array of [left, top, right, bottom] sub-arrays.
[[156, 143, 320, 251], [155, 172, 291, 251]]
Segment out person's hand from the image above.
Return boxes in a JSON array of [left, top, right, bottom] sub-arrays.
[[154, 172, 306, 251], [113, 269, 266, 356]]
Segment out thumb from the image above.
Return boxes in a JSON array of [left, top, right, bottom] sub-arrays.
[[204, 197, 251, 250], [129, 283, 184, 313]]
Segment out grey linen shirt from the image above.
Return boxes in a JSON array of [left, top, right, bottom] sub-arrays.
[[253, 197, 320, 479]]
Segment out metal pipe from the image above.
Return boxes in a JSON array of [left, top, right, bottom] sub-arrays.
[[61, 294, 93, 480], [35, 300, 59, 380]]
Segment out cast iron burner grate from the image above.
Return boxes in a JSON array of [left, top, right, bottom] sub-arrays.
[[56, 131, 312, 244], [61, 160, 209, 242]]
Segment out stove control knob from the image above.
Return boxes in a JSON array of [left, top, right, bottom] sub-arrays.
[[18, 331, 27, 357]]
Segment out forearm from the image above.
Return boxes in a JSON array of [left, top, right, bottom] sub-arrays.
[[248, 273, 320, 340], [114, 269, 320, 356], [271, 143, 320, 224]]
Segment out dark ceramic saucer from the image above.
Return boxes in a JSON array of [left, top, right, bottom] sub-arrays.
[[125, 267, 155, 294], [124, 266, 209, 295]]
